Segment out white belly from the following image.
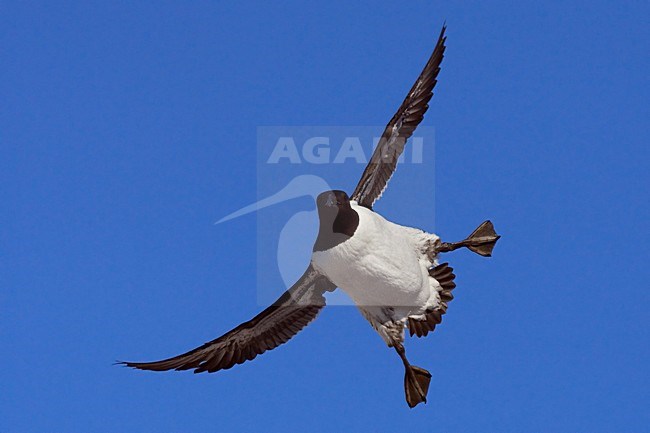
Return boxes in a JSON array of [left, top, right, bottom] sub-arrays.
[[311, 204, 437, 314]]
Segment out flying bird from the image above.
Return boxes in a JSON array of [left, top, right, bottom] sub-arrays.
[[121, 25, 501, 408]]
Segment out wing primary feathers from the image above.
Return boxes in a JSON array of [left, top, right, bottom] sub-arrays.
[[351, 24, 447, 209], [118, 265, 335, 374]]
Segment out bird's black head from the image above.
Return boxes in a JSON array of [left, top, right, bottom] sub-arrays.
[[316, 190, 351, 213], [313, 190, 358, 252]]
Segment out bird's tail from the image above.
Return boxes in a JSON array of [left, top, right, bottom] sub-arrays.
[[404, 364, 432, 408]]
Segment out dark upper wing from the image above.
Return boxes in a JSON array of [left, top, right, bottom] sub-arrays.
[[120, 265, 335, 373], [351, 25, 447, 209]]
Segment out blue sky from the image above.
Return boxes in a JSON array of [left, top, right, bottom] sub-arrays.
[[1, 1, 648, 432]]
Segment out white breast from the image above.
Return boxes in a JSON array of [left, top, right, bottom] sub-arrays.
[[311, 203, 436, 312]]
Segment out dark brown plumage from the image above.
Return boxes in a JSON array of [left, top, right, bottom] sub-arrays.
[[119, 265, 335, 373], [407, 262, 456, 338], [351, 25, 447, 209]]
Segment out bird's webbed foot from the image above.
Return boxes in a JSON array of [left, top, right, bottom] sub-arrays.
[[436, 220, 500, 257]]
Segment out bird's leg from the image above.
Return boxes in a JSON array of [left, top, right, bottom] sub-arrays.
[[436, 220, 501, 257], [394, 342, 431, 408]]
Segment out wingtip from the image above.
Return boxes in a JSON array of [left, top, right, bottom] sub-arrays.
[[115, 359, 153, 370], [436, 23, 447, 50]]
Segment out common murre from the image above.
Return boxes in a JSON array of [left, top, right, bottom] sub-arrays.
[[120, 24, 501, 408]]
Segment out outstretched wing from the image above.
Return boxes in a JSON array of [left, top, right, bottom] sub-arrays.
[[351, 25, 447, 209], [120, 265, 335, 373]]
